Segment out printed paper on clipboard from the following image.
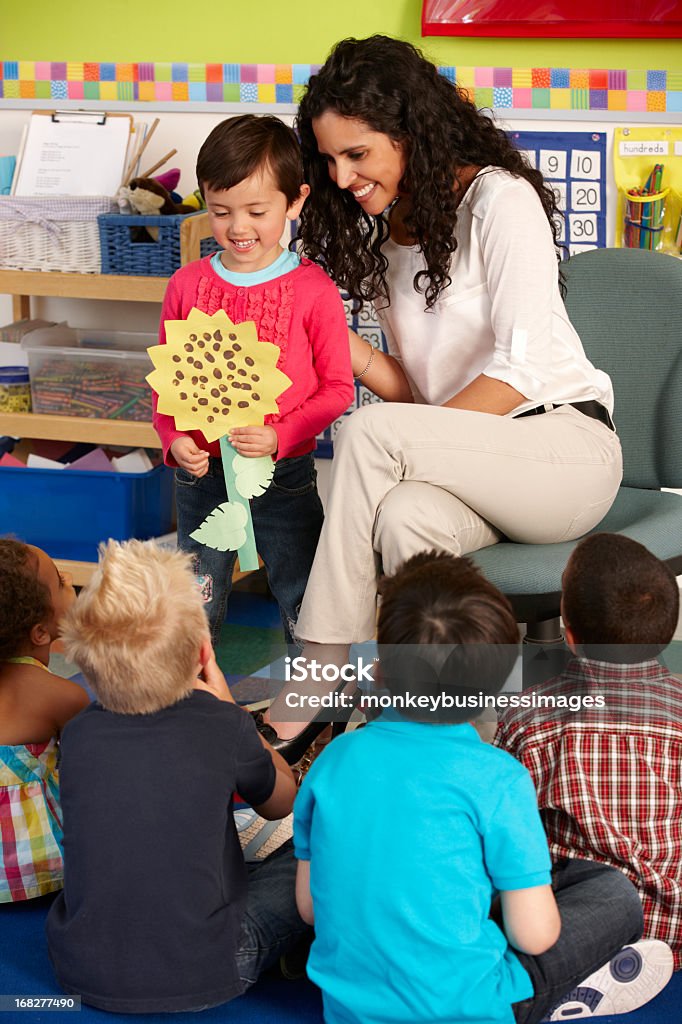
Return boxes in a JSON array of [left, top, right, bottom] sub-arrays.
[[14, 112, 133, 198]]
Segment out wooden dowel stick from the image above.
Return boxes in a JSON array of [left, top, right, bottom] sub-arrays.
[[122, 118, 160, 186], [139, 149, 178, 179]]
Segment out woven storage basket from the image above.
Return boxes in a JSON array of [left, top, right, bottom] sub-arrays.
[[0, 196, 116, 273], [98, 211, 220, 276]]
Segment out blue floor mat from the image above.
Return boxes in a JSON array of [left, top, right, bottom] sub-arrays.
[[0, 895, 323, 1024], [1, 895, 679, 1024]]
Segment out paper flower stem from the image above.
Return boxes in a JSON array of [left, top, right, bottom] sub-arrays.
[[220, 435, 259, 572]]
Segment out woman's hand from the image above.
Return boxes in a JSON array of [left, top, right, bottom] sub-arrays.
[[229, 426, 278, 458], [170, 436, 210, 477], [442, 374, 528, 415]]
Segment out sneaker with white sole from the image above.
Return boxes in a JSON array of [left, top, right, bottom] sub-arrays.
[[543, 939, 674, 1020]]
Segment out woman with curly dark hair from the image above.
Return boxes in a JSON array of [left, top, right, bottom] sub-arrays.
[[266, 35, 623, 749]]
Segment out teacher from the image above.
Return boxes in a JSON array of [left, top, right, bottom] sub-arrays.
[[268, 35, 622, 748]]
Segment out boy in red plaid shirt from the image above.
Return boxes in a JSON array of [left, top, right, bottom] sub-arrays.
[[496, 532, 679, 1015]]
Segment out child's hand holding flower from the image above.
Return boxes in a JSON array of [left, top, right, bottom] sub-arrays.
[[170, 436, 210, 476], [229, 426, 278, 458]]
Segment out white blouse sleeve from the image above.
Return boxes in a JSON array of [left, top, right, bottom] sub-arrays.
[[477, 177, 559, 401]]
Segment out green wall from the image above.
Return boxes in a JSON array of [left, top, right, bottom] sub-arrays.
[[1, 0, 680, 70]]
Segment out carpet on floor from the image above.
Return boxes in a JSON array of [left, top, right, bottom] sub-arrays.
[[0, 894, 322, 1024], [1, 896, 680, 1024]]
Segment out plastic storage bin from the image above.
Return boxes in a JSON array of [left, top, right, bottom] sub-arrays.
[[0, 463, 174, 562], [22, 325, 154, 421], [98, 211, 220, 276]]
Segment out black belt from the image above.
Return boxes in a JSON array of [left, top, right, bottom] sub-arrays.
[[514, 400, 615, 431]]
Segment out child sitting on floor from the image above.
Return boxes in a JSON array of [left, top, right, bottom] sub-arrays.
[[0, 539, 88, 902], [46, 539, 309, 1014], [496, 532, 680, 986], [294, 551, 668, 1024]]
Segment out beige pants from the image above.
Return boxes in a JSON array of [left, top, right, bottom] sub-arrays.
[[296, 403, 623, 643]]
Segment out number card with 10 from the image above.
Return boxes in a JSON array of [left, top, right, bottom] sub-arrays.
[[510, 130, 607, 255]]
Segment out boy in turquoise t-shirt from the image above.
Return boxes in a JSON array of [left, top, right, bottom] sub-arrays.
[[294, 552, 646, 1024]]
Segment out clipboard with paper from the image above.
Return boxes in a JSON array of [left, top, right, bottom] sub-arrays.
[[13, 111, 133, 198]]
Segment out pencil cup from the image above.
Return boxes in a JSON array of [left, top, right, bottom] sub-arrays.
[[622, 188, 669, 251]]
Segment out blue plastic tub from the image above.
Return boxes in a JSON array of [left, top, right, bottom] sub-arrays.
[[98, 212, 220, 277], [0, 463, 174, 561]]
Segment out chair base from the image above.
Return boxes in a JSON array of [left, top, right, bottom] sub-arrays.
[[522, 617, 570, 688]]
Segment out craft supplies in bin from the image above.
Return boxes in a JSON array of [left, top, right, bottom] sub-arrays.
[[98, 210, 220, 276], [0, 196, 116, 273], [0, 462, 173, 562], [22, 326, 154, 421], [0, 366, 31, 412]]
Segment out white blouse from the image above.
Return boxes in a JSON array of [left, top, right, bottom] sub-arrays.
[[375, 167, 614, 414]]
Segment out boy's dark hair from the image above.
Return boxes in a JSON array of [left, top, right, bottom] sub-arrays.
[[196, 114, 304, 205], [562, 533, 679, 663], [376, 551, 519, 723], [0, 538, 51, 659]]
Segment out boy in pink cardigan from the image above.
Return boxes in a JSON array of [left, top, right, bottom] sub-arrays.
[[153, 115, 354, 645]]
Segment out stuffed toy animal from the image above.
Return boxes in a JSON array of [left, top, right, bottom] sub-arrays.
[[126, 176, 195, 216], [116, 174, 196, 242]]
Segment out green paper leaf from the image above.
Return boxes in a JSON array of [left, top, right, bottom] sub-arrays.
[[232, 453, 275, 499], [189, 501, 248, 552]]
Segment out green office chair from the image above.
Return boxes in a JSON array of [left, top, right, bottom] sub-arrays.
[[471, 247, 682, 660]]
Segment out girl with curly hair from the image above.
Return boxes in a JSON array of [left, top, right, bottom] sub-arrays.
[[0, 540, 88, 901], [266, 35, 623, 750]]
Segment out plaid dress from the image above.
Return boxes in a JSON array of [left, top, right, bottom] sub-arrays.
[[0, 738, 64, 902], [495, 658, 682, 968]]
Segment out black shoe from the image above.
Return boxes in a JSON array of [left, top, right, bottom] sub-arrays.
[[254, 688, 359, 766], [269, 716, 333, 765], [279, 931, 314, 981], [251, 710, 280, 746]]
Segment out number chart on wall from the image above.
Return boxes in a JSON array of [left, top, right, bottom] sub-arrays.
[[509, 131, 607, 255]]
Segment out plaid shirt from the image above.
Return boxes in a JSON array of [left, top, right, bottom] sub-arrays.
[[0, 739, 63, 902], [495, 658, 682, 968]]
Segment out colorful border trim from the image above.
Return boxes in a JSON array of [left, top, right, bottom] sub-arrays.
[[2, 62, 681, 113]]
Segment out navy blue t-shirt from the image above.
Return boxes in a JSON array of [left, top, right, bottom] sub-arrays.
[[47, 691, 275, 1013]]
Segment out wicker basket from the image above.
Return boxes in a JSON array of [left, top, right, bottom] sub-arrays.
[[98, 211, 220, 277], [0, 196, 117, 273]]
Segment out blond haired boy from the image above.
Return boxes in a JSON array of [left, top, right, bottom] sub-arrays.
[[46, 540, 308, 1013]]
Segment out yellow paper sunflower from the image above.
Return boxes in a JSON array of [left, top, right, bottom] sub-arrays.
[[147, 308, 292, 443]]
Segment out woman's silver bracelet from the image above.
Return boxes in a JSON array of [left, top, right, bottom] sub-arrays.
[[355, 343, 375, 380]]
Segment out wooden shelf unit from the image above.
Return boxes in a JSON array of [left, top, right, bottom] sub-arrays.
[[1, 211, 211, 319], [0, 410, 159, 449], [1, 269, 167, 321], [0, 225, 256, 586]]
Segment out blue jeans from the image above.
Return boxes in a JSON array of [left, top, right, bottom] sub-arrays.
[[236, 839, 311, 987], [176, 453, 324, 645], [512, 858, 644, 1024]]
